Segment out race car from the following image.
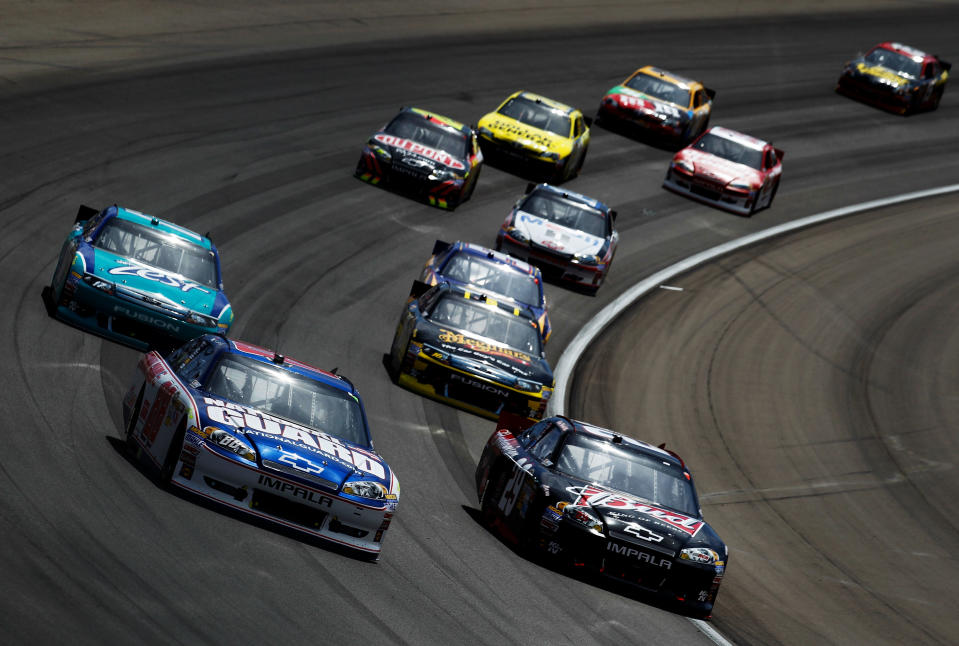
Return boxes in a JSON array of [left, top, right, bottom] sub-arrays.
[[388, 281, 554, 422], [663, 126, 783, 216], [421, 240, 551, 342], [476, 415, 727, 619], [122, 335, 399, 558], [596, 65, 715, 144], [477, 91, 590, 183], [495, 183, 618, 294], [354, 106, 483, 210], [43, 204, 233, 351], [836, 42, 950, 114]]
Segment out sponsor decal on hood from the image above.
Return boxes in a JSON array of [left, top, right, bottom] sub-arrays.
[[609, 87, 683, 116], [201, 397, 387, 480], [682, 149, 762, 187], [94, 251, 217, 312], [568, 484, 704, 537], [437, 328, 532, 366], [515, 211, 604, 255], [374, 133, 465, 170], [487, 118, 557, 147], [857, 62, 911, 85]]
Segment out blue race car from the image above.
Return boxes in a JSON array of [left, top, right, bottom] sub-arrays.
[[123, 335, 400, 558], [44, 205, 233, 350], [421, 240, 552, 342]]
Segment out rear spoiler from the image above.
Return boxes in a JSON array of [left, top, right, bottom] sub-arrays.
[[497, 410, 536, 434], [431, 239, 452, 256], [408, 279, 432, 300], [75, 204, 98, 224]]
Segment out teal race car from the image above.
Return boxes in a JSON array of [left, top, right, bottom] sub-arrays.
[[43, 204, 233, 350]]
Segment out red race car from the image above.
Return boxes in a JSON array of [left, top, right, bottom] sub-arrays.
[[662, 126, 783, 216]]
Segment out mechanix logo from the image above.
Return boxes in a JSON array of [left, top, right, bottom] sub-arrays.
[[108, 264, 210, 294], [257, 475, 333, 507], [607, 542, 672, 568], [450, 372, 509, 398], [437, 328, 532, 364], [567, 485, 704, 537], [488, 119, 553, 146], [374, 134, 466, 170]]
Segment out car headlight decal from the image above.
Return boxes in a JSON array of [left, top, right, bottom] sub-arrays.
[[680, 546, 722, 565], [342, 480, 389, 500]]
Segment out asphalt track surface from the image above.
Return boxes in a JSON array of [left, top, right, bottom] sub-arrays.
[[2, 4, 959, 645]]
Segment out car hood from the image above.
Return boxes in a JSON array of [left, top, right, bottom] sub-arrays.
[[565, 483, 708, 555], [197, 395, 393, 487], [677, 149, 764, 189], [373, 132, 467, 173], [513, 209, 605, 256], [604, 85, 686, 119], [418, 322, 552, 385], [90, 247, 219, 314], [853, 61, 913, 87], [478, 113, 571, 154]]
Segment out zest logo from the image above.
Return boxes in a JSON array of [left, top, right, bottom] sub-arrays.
[[109, 265, 210, 294]]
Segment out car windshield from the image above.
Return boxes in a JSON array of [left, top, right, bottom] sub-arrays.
[[624, 72, 691, 107], [497, 96, 572, 137], [864, 47, 921, 78], [205, 354, 370, 448], [556, 434, 699, 517], [94, 218, 217, 288], [441, 252, 541, 306], [427, 294, 542, 356], [521, 191, 608, 238], [692, 132, 763, 170], [385, 112, 469, 158]]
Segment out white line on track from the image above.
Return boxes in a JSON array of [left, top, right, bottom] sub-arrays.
[[548, 182, 959, 646]]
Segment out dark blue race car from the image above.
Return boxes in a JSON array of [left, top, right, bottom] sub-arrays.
[[44, 204, 233, 350], [421, 240, 551, 342], [123, 335, 400, 558]]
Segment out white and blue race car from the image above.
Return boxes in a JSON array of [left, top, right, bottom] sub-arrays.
[[123, 335, 400, 558]]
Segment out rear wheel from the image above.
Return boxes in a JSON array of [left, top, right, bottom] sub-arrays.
[[767, 178, 781, 209]]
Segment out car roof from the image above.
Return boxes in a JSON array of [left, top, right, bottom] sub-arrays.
[[557, 417, 687, 468], [452, 241, 540, 278], [875, 41, 934, 63], [112, 206, 213, 251], [224, 338, 356, 394], [636, 65, 701, 89], [430, 281, 539, 323], [706, 126, 768, 150], [529, 183, 612, 214], [402, 106, 470, 135], [511, 90, 578, 115]]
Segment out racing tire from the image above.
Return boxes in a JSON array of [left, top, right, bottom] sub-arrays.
[[931, 86, 945, 111], [767, 178, 780, 209], [571, 148, 586, 179], [159, 420, 187, 486], [462, 166, 481, 204], [387, 332, 409, 381], [125, 385, 145, 453]]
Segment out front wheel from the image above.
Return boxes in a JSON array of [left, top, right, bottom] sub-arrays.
[[159, 421, 186, 485]]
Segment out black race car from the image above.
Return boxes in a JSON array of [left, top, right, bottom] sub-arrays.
[[475, 415, 727, 618], [354, 106, 483, 210], [388, 281, 553, 421]]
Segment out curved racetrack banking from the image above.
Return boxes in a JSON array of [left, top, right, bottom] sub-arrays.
[[1, 2, 958, 644]]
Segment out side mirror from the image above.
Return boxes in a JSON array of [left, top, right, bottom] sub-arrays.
[[705, 87, 717, 101], [609, 209, 618, 221], [774, 148, 785, 162]]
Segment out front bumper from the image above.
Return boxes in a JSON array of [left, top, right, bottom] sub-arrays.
[[477, 134, 564, 178], [54, 273, 219, 350], [497, 232, 607, 289], [170, 439, 395, 556], [354, 149, 466, 209], [397, 350, 549, 421], [539, 521, 724, 616], [597, 102, 686, 140], [663, 169, 756, 216]]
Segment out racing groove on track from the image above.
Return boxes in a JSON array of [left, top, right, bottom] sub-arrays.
[[2, 5, 959, 645]]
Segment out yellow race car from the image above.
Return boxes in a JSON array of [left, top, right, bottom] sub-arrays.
[[477, 91, 590, 183]]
